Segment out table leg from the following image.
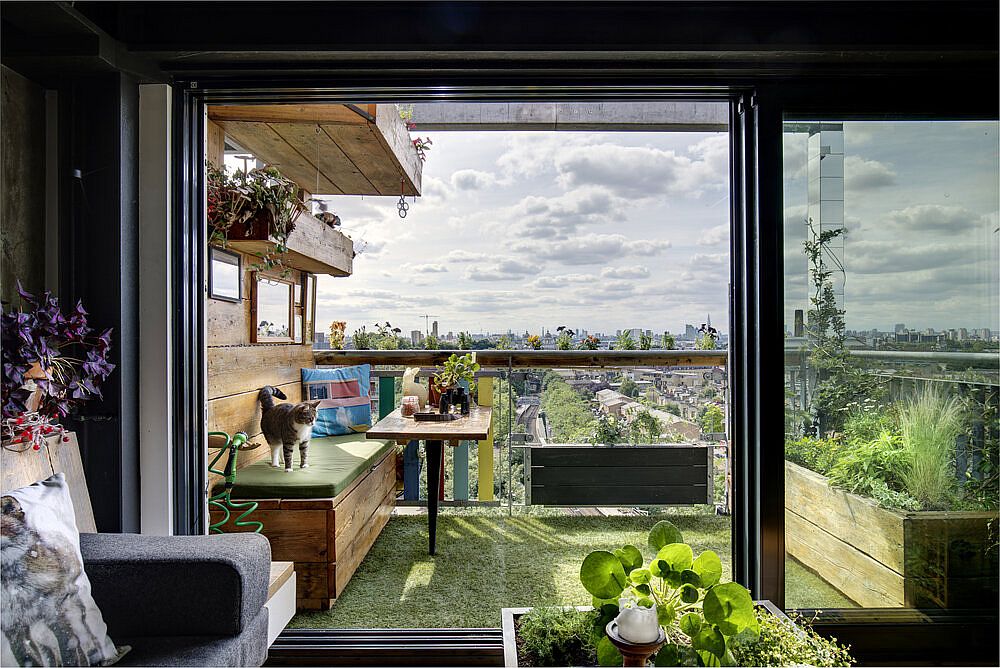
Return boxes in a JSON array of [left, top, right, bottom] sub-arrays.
[[425, 440, 443, 555]]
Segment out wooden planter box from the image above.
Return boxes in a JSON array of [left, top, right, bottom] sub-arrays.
[[525, 444, 714, 506], [226, 210, 353, 276], [785, 460, 999, 608], [501, 601, 790, 667]]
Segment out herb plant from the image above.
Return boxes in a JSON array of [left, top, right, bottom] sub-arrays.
[[639, 331, 653, 350], [517, 607, 598, 667], [662, 333, 676, 349], [556, 327, 575, 351], [579, 520, 758, 666], [1, 284, 115, 419], [433, 353, 480, 392], [612, 331, 636, 351], [729, 610, 854, 667]]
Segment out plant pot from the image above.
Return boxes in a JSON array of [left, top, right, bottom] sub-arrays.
[[784, 460, 999, 608], [501, 602, 793, 667]]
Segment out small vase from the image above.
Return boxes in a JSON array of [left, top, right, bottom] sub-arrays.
[[438, 388, 453, 414]]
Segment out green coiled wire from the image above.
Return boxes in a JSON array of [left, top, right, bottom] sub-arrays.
[[208, 431, 263, 534]]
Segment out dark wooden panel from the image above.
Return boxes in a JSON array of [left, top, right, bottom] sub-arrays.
[[530, 446, 709, 468], [531, 465, 707, 487], [531, 484, 709, 506]]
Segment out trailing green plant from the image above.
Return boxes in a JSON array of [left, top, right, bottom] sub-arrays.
[[783, 436, 847, 476], [803, 223, 884, 434], [579, 520, 758, 666], [207, 165, 306, 275], [516, 607, 598, 667], [433, 353, 480, 392], [613, 331, 636, 351], [899, 386, 964, 509], [556, 327, 575, 351], [639, 331, 653, 350], [729, 610, 854, 667], [827, 430, 921, 511], [662, 332, 676, 350], [457, 331, 475, 350], [351, 326, 373, 350]]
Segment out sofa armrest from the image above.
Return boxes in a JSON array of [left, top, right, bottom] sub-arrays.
[[80, 532, 271, 638]]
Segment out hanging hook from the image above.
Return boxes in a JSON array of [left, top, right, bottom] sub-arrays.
[[397, 177, 409, 218]]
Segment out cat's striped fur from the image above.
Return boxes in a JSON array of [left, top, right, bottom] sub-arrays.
[[258, 386, 321, 472]]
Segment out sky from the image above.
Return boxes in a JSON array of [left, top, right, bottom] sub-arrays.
[[314, 129, 732, 338], [783, 120, 999, 333]]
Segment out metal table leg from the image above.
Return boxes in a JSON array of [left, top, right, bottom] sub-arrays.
[[425, 439, 443, 555]]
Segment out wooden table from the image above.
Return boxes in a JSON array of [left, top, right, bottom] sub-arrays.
[[367, 406, 492, 555]]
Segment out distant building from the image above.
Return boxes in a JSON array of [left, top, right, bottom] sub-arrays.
[[431, 320, 439, 338], [410, 330, 424, 346], [794, 310, 804, 337], [894, 323, 906, 333], [684, 324, 698, 340]]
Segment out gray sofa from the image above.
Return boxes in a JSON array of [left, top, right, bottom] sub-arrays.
[[79, 532, 271, 667]]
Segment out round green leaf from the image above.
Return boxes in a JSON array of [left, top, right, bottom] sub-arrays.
[[680, 569, 701, 587], [679, 612, 702, 637], [648, 520, 684, 551], [656, 543, 694, 573], [697, 649, 723, 667], [629, 568, 652, 585], [654, 644, 681, 667], [649, 558, 669, 578], [614, 545, 644, 574], [597, 636, 623, 666], [637, 596, 654, 608], [634, 583, 652, 596], [679, 583, 700, 603], [702, 582, 758, 637], [692, 551, 723, 588], [691, 625, 726, 658], [592, 595, 617, 609], [656, 603, 676, 627], [580, 551, 628, 599]]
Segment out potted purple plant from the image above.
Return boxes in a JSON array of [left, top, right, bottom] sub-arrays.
[[1, 283, 115, 422]]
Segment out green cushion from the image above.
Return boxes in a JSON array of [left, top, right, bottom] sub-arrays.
[[225, 433, 395, 499]]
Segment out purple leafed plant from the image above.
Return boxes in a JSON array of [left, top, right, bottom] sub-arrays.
[[1, 282, 115, 420]]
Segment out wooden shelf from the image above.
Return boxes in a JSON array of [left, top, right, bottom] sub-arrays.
[[208, 103, 422, 197], [226, 211, 353, 276]]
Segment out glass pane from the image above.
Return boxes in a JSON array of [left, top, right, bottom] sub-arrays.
[[210, 248, 240, 300], [783, 120, 999, 611], [256, 278, 291, 340]]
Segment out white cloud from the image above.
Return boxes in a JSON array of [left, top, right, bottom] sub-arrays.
[[883, 204, 987, 233], [697, 223, 729, 246], [513, 233, 671, 265], [690, 253, 728, 268], [451, 169, 497, 191], [403, 263, 448, 274], [445, 249, 489, 263], [464, 258, 540, 281], [600, 266, 650, 279], [510, 186, 622, 240], [844, 156, 896, 190]]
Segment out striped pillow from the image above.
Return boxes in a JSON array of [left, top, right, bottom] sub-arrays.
[[301, 365, 372, 437]]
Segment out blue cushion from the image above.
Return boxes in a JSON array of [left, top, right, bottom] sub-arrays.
[[302, 365, 373, 437]]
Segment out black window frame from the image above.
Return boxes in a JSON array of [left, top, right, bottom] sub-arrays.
[[171, 79, 997, 666], [208, 245, 242, 303]]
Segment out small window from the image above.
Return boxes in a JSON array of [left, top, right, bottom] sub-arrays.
[[209, 247, 241, 302], [251, 273, 294, 343]]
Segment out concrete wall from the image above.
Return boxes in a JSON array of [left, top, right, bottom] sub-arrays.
[[1, 65, 46, 303]]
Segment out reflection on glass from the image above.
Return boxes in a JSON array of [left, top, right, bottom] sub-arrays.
[[782, 120, 999, 611], [210, 248, 240, 301], [256, 278, 291, 339]]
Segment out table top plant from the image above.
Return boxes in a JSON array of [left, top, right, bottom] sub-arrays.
[[433, 353, 480, 393], [1, 283, 115, 421]]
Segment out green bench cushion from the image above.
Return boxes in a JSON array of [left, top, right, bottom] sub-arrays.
[[226, 434, 395, 499]]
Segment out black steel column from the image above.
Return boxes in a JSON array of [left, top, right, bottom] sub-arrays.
[[58, 72, 140, 533]]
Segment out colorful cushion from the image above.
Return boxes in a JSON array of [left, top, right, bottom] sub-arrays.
[[302, 365, 373, 437], [1, 473, 129, 667]]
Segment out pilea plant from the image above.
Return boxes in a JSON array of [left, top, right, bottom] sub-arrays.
[[433, 353, 480, 392], [579, 520, 758, 666]]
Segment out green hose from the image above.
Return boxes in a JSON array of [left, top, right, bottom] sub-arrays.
[[208, 431, 263, 534]]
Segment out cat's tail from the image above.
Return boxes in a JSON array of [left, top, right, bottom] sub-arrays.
[[258, 386, 288, 413]]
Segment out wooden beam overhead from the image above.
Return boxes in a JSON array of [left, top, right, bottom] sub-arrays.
[[208, 104, 375, 125]]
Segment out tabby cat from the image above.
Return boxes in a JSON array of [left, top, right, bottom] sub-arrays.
[[258, 386, 321, 472]]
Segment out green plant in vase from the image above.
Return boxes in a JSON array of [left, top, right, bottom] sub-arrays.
[[579, 520, 757, 666], [433, 353, 480, 393]]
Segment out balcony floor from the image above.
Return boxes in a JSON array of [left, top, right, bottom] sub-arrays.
[[289, 510, 853, 629]]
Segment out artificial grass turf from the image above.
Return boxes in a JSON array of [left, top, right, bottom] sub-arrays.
[[290, 511, 855, 629]]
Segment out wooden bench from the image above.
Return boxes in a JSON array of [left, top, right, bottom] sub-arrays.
[[209, 436, 397, 610]]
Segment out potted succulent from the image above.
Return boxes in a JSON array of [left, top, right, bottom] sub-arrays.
[[501, 520, 854, 667], [433, 353, 480, 414], [1, 283, 115, 424]]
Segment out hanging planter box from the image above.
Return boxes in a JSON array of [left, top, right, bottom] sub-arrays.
[[784, 460, 999, 609], [524, 444, 714, 506], [226, 211, 353, 276]]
